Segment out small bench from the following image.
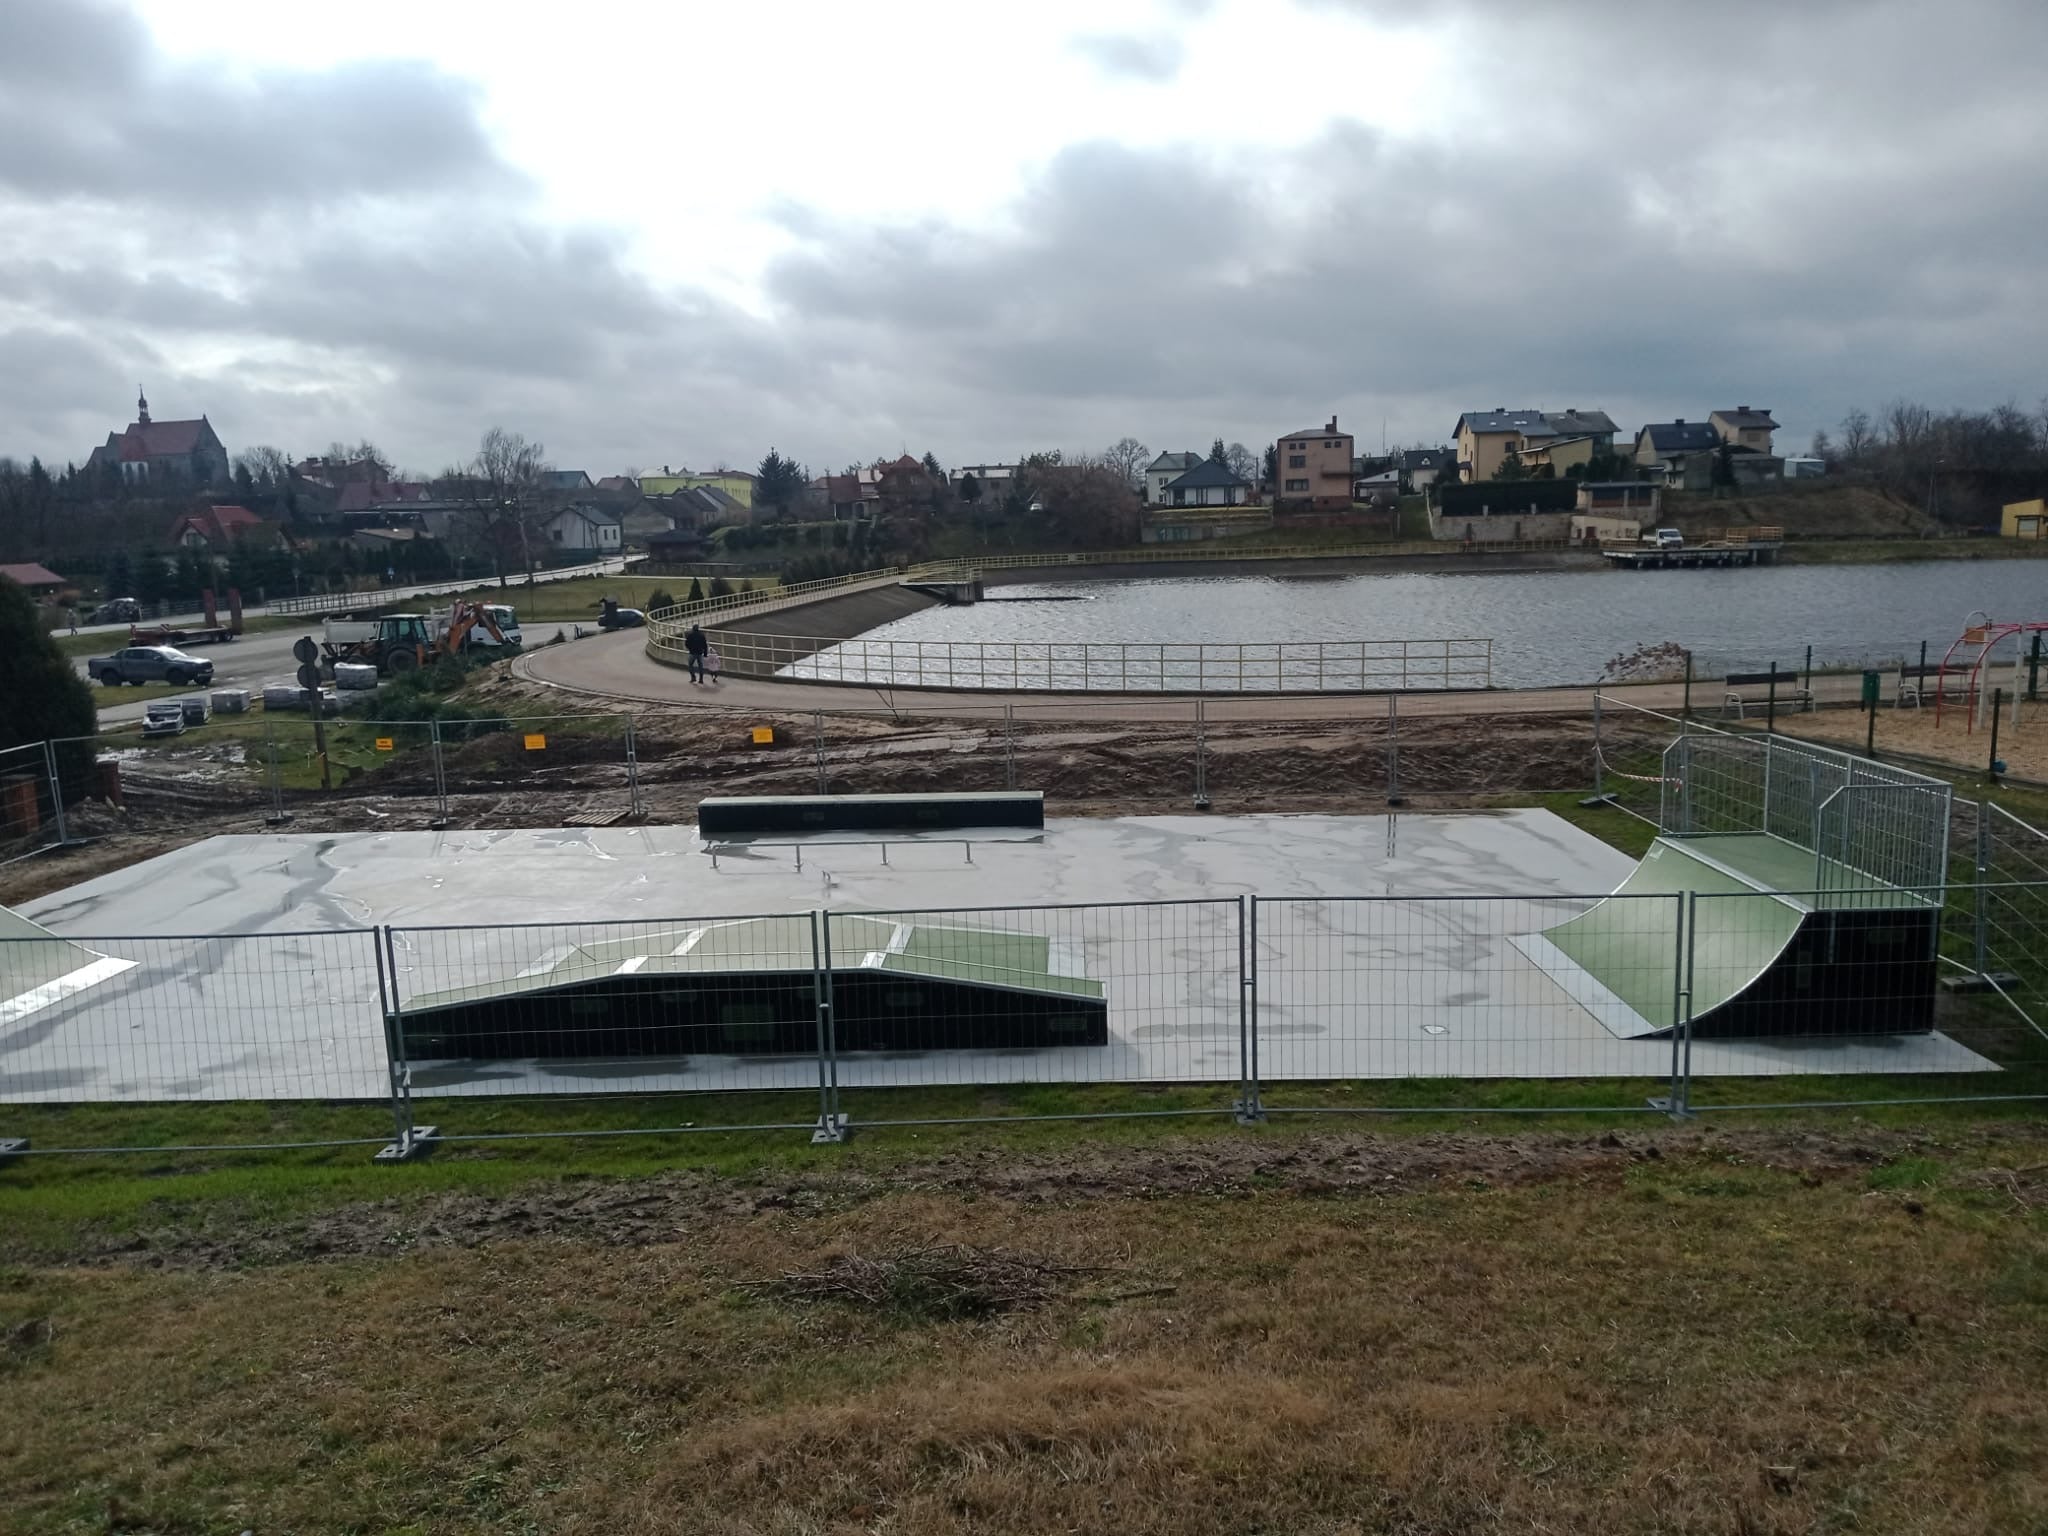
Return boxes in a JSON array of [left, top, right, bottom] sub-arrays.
[[1723, 668, 1813, 719], [1895, 663, 1969, 710]]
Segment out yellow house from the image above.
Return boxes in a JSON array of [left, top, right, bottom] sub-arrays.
[[637, 470, 755, 508], [1520, 436, 1597, 477], [2001, 498, 2048, 539]]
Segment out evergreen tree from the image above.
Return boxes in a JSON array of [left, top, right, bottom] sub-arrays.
[[1263, 443, 1278, 484], [958, 472, 981, 505], [686, 576, 704, 602], [103, 550, 133, 598], [755, 448, 806, 518], [921, 451, 943, 480], [0, 576, 97, 786], [1209, 438, 1228, 465]]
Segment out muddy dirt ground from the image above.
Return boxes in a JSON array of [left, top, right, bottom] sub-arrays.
[[0, 693, 1645, 907], [29, 1121, 2038, 1271]]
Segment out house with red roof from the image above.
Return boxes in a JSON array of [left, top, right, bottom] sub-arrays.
[[85, 389, 230, 487], [169, 504, 275, 551]]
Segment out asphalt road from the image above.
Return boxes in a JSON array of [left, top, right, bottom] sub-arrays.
[[82, 627, 320, 727]]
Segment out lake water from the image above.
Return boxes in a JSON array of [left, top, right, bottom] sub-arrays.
[[802, 559, 2047, 689]]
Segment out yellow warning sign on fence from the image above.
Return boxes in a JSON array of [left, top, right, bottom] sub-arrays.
[[524, 733, 547, 751], [374, 737, 394, 752], [751, 726, 775, 745]]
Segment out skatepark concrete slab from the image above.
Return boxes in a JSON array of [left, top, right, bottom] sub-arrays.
[[3, 811, 1996, 1103]]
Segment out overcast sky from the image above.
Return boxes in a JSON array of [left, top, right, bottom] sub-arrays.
[[3, 0, 2044, 479]]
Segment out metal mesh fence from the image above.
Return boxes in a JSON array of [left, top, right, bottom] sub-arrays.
[[386, 912, 833, 1104], [825, 899, 1243, 1117], [1251, 894, 1687, 1100], [0, 930, 389, 1104], [0, 741, 63, 865], [1663, 732, 1951, 893]]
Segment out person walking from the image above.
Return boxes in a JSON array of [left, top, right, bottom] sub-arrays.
[[685, 622, 708, 684]]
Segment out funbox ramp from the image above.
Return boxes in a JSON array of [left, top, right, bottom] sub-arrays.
[[1511, 839, 1938, 1040], [396, 913, 1109, 1060], [0, 903, 136, 1027]]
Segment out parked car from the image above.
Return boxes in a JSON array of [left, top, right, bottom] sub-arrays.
[[87, 645, 217, 687], [596, 605, 646, 631], [89, 597, 142, 624], [1639, 528, 1685, 550], [141, 700, 187, 737]]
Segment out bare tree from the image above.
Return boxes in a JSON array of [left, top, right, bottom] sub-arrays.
[[1808, 427, 1833, 459], [1837, 408, 1875, 463], [325, 439, 394, 477], [1225, 442, 1257, 483], [1102, 436, 1150, 488], [439, 428, 551, 588], [235, 445, 292, 487]]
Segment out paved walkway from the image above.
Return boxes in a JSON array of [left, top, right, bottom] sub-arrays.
[[517, 629, 1871, 724]]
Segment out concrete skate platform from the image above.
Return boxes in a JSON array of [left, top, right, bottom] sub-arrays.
[[4, 811, 1996, 1103]]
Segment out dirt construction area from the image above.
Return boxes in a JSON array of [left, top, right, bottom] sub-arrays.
[[0, 675, 1638, 907]]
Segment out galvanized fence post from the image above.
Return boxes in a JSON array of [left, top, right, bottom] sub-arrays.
[[429, 718, 450, 828], [263, 716, 290, 826], [373, 926, 436, 1162], [814, 711, 828, 793], [1974, 803, 1991, 978], [1235, 894, 1264, 1123], [1591, 690, 1604, 799], [39, 739, 68, 848], [810, 910, 847, 1142], [623, 714, 645, 820], [1651, 892, 1691, 1117], [1193, 697, 1210, 809], [1004, 703, 1017, 790]]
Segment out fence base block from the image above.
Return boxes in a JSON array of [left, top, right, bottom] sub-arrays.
[[373, 1125, 440, 1164], [1233, 1096, 1266, 1126], [1646, 1096, 1691, 1121], [1939, 970, 2020, 995], [810, 1113, 851, 1145], [0, 1137, 27, 1166]]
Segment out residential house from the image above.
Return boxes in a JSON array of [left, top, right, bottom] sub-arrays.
[[2001, 499, 2048, 540], [1633, 419, 1721, 474], [618, 502, 676, 547], [0, 562, 67, 596], [539, 504, 624, 556], [541, 469, 594, 494], [952, 463, 1020, 507], [1275, 417, 1355, 510], [815, 474, 866, 521], [1143, 452, 1202, 506], [335, 480, 433, 514], [1353, 465, 1400, 499], [646, 528, 710, 565], [594, 475, 639, 496], [1453, 409, 1618, 483], [1517, 436, 1598, 477], [1400, 448, 1452, 492], [85, 389, 229, 487], [1158, 459, 1252, 508], [169, 504, 272, 551], [638, 467, 758, 509], [1708, 407, 1778, 455]]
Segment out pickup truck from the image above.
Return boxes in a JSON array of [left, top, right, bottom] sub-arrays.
[[87, 645, 217, 687]]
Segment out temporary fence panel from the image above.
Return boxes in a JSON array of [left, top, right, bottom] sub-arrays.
[[385, 912, 837, 1106], [0, 929, 390, 1105], [0, 741, 63, 865], [1678, 883, 2045, 1109], [822, 898, 1244, 1121], [1250, 893, 1689, 1103]]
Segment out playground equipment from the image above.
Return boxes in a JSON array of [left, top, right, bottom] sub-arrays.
[[1935, 610, 2047, 732]]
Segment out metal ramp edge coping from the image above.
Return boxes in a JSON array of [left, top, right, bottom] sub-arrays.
[[396, 914, 1105, 1017], [1509, 835, 1811, 1041], [0, 902, 139, 1031], [697, 791, 1045, 837]]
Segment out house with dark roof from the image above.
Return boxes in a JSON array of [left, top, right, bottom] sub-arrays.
[[169, 504, 274, 551], [1633, 419, 1723, 473], [1399, 448, 1453, 491], [539, 504, 623, 556], [1452, 408, 1617, 483], [85, 389, 229, 487], [1276, 417, 1355, 510], [541, 469, 594, 493], [1708, 407, 1779, 455], [1143, 451, 1203, 506], [1159, 458, 1252, 508]]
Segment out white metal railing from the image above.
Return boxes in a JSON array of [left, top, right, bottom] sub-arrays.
[[692, 633, 1494, 693]]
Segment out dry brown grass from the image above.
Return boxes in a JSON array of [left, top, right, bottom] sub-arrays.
[[4, 1137, 2048, 1535]]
